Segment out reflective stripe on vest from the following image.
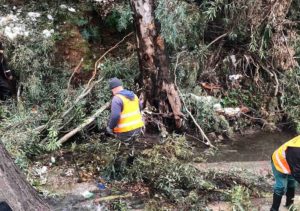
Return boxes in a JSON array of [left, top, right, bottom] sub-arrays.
[[272, 135, 300, 174], [113, 94, 144, 133]]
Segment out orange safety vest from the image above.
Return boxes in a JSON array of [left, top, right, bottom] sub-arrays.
[[113, 94, 144, 133], [272, 135, 300, 174]]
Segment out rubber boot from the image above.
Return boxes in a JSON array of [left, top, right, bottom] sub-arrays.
[[285, 187, 295, 208], [270, 193, 282, 211]]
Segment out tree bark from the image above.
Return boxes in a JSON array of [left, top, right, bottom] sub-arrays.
[[130, 0, 183, 128], [0, 141, 50, 211]]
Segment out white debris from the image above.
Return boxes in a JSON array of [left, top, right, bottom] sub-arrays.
[[82, 191, 94, 199], [229, 74, 243, 81], [27, 12, 41, 21], [190, 94, 215, 103], [0, 14, 19, 25], [230, 55, 237, 67], [0, 14, 28, 40], [94, 0, 108, 2], [50, 156, 56, 163], [65, 168, 74, 176], [68, 7, 76, 12], [35, 166, 48, 175], [47, 14, 53, 20], [224, 107, 241, 117], [42, 29, 54, 38], [60, 4, 68, 9], [213, 103, 223, 112], [3, 24, 28, 40], [60, 4, 76, 12]]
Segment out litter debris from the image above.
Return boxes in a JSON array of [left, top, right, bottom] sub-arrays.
[[27, 12, 41, 21], [35, 166, 48, 175], [42, 29, 54, 38], [213, 103, 223, 112], [97, 183, 106, 190], [82, 191, 94, 199], [47, 14, 54, 20], [214, 104, 250, 117], [224, 107, 241, 117], [65, 168, 75, 177], [229, 74, 243, 81], [50, 156, 56, 163]]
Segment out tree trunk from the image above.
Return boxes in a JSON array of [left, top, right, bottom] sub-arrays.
[[130, 0, 183, 128], [0, 141, 50, 211]]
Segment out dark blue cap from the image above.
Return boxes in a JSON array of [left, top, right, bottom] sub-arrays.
[[109, 77, 122, 89]]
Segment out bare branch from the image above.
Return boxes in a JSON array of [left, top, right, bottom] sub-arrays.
[[87, 32, 134, 87], [58, 102, 110, 144], [67, 58, 84, 91], [173, 51, 216, 148]]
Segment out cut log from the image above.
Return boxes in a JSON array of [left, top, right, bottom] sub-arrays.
[[0, 141, 50, 211]]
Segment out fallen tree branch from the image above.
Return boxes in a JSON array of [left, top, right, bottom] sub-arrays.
[[62, 78, 103, 118], [273, 70, 279, 96], [173, 52, 215, 148], [58, 102, 110, 144], [62, 32, 133, 119], [94, 193, 132, 203], [206, 33, 228, 49], [87, 32, 134, 87], [67, 58, 84, 92]]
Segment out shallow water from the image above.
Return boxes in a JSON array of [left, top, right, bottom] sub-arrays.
[[208, 131, 295, 162]]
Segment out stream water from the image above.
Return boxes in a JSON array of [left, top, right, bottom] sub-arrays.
[[207, 130, 295, 162]]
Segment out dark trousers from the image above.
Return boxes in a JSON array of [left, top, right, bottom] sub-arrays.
[[0, 76, 11, 100], [115, 128, 142, 142]]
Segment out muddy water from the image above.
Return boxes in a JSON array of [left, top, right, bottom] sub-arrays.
[[208, 131, 295, 162]]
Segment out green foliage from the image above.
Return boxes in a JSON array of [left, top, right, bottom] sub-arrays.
[[222, 87, 261, 109], [172, 49, 207, 88], [105, 3, 133, 32], [100, 54, 139, 89], [184, 94, 230, 134], [203, 0, 225, 21], [282, 67, 300, 132], [201, 0, 252, 40], [156, 0, 202, 49], [111, 200, 128, 211], [229, 185, 251, 210], [127, 136, 214, 207], [0, 2, 90, 167], [288, 0, 300, 22]]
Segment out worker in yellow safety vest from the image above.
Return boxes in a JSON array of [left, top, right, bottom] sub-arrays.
[[106, 77, 144, 141], [270, 135, 300, 211]]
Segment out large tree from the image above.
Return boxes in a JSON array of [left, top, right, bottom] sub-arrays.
[[130, 0, 183, 128], [0, 142, 50, 211]]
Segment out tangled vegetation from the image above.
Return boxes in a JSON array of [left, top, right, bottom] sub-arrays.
[[0, 0, 299, 209], [51, 135, 269, 210]]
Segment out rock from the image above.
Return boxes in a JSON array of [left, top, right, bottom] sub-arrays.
[[207, 132, 217, 141]]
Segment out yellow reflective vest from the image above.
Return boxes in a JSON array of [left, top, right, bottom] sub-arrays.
[[272, 135, 300, 174], [113, 94, 144, 133]]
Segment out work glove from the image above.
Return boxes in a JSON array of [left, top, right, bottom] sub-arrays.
[[106, 127, 114, 136]]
